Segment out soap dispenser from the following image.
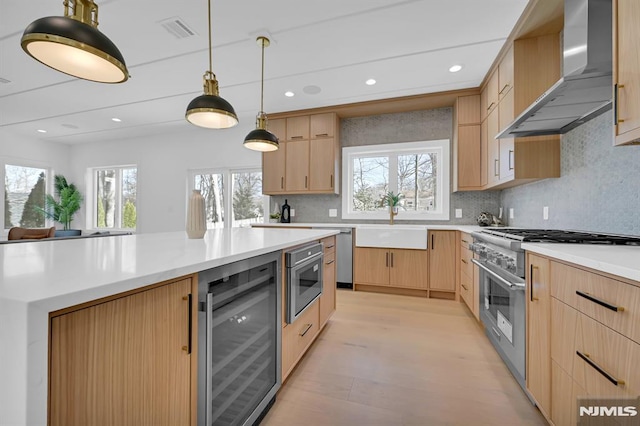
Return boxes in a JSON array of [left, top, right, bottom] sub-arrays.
[[281, 199, 291, 223]]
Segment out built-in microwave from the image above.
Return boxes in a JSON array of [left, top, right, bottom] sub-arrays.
[[285, 242, 323, 323]]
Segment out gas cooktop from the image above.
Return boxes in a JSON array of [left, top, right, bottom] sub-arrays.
[[479, 228, 640, 246]]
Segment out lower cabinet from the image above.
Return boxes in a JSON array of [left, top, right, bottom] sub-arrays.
[[281, 300, 320, 382], [319, 236, 337, 327], [428, 231, 457, 298], [354, 247, 429, 292], [459, 232, 479, 320], [49, 276, 197, 426]]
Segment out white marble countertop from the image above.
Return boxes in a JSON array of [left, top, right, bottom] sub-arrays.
[[0, 228, 338, 426], [522, 243, 640, 283], [253, 222, 483, 233]]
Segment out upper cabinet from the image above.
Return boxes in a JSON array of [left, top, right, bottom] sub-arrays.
[[453, 95, 483, 191], [498, 45, 514, 101], [613, 0, 640, 145], [262, 113, 340, 195]]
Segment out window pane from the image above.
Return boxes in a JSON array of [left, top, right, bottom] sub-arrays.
[[397, 153, 437, 212], [352, 156, 388, 212], [195, 174, 225, 229], [231, 171, 264, 227], [4, 165, 47, 229], [121, 168, 137, 229], [96, 169, 116, 228]]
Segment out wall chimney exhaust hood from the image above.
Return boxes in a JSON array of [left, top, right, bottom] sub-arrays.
[[497, 0, 612, 138]]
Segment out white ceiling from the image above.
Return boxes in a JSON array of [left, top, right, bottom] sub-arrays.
[[0, 0, 529, 145]]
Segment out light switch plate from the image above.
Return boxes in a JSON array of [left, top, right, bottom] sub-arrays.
[[543, 206, 549, 220], [509, 208, 514, 219], [455, 209, 462, 218], [329, 209, 337, 217], [290, 209, 295, 217]]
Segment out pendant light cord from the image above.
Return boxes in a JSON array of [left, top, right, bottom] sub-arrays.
[[260, 39, 265, 113], [207, 0, 213, 74]]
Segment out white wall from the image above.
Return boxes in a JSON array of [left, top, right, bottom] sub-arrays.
[[1, 134, 71, 236], [68, 122, 262, 234]]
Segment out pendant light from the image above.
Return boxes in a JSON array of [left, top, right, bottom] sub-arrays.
[[243, 36, 279, 152], [185, 0, 238, 129], [21, 0, 128, 83]]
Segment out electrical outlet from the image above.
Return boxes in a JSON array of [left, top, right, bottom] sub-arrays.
[[509, 208, 514, 219], [290, 209, 295, 217], [455, 209, 462, 218], [543, 206, 549, 220], [329, 209, 337, 217]]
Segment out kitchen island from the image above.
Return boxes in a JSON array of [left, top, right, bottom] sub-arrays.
[[0, 227, 338, 426]]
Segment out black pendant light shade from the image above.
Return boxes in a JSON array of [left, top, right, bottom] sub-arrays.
[[243, 36, 279, 152], [185, 72, 238, 129], [185, 0, 238, 129], [20, 2, 128, 83]]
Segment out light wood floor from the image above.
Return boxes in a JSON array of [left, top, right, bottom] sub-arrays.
[[262, 290, 547, 426]]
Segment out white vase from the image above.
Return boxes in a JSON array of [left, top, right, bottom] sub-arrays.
[[186, 190, 206, 239]]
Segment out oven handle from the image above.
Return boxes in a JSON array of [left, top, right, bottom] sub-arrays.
[[290, 250, 323, 267], [472, 259, 525, 290]]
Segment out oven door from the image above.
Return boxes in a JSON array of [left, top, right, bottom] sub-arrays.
[[287, 252, 323, 323], [473, 259, 526, 388]]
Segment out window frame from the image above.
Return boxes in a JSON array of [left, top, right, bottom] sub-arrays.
[[188, 166, 268, 229], [89, 165, 137, 231], [341, 140, 450, 221]]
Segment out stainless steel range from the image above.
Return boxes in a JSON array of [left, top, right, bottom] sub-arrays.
[[470, 228, 640, 398]]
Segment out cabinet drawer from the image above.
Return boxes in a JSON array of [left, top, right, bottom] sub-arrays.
[[310, 113, 336, 139], [286, 116, 310, 140], [460, 232, 472, 250], [282, 300, 319, 380], [460, 247, 473, 278], [573, 306, 640, 398], [321, 236, 336, 256], [460, 270, 473, 308], [551, 261, 640, 343]]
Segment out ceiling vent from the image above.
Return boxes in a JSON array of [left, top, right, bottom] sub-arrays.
[[159, 17, 197, 39], [0, 77, 11, 84]]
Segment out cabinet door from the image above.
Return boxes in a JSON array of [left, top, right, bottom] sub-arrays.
[[50, 279, 193, 426], [319, 250, 336, 327], [262, 119, 286, 194], [354, 247, 389, 286], [457, 125, 481, 189], [480, 118, 488, 186], [498, 88, 515, 181], [285, 139, 310, 191], [309, 138, 336, 191], [389, 249, 428, 289], [486, 108, 500, 187], [457, 95, 481, 125], [286, 116, 310, 140], [310, 113, 336, 138], [614, 0, 640, 144], [486, 71, 499, 115], [498, 45, 514, 100], [527, 254, 551, 417], [428, 231, 457, 291]]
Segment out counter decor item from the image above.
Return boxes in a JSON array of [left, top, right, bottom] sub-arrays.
[[380, 191, 402, 224], [476, 212, 494, 227], [280, 199, 291, 223], [269, 212, 281, 223], [186, 189, 207, 238], [38, 174, 83, 237]]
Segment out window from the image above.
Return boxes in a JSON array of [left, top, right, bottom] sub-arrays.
[[4, 164, 48, 229], [190, 168, 266, 228], [342, 140, 450, 220], [94, 166, 137, 230]]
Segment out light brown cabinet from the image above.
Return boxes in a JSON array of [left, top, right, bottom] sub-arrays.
[[526, 253, 551, 419], [262, 113, 339, 195], [486, 108, 501, 187], [613, 0, 640, 145], [354, 247, 428, 291], [282, 299, 320, 382], [453, 95, 483, 191], [481, 70, 499, 122], [262, 118, 287, 194], [319, 236, 337, 328], [459, 232, 478, 320], [498, 45, 514, 101], [49, 276, 197, 426], [428, 231, 457, 294]]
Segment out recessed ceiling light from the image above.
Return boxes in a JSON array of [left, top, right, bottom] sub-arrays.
[[284, 91, 295, 97], [449, 65, 463, 73], [112, 117, 122, 122], [366, 78, 376, 86], [37, 129, 47, 133]]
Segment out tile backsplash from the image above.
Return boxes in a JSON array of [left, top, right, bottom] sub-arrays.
[[501, 111, 640, 236]]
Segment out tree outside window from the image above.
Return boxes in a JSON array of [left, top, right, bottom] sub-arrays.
[[4, 165, 48, 229], [95, 166, 137, 229]]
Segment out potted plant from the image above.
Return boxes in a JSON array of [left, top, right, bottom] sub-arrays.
[[269, 212, 281, 223], [40, 174, 83, 237], [380, 191, 403, 212]]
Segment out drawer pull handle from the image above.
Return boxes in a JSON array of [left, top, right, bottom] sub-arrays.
[[530, 265, 539, 302], [290, 135, 304, 140], [299, 323, 313, 337], [576, 351, 625, 386], [576, 291, 624, 312], [316, 133, 329, 137], [499, 83, 510, 95], [461, 284, 468, 290], [461, 259, 468, 264], [326, 244, 335, 249], [325, 259, 335, 265], [461, 239, 469, 244], [487, 102, 496, 111]]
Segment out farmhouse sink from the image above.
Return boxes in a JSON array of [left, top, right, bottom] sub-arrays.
[[355, 225, 428, 249]]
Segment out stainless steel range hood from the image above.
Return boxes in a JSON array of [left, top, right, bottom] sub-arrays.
[[496, 0, 612, 138]]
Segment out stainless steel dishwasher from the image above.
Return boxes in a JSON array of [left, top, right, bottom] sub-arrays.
[[312, 227, 353, 288]]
